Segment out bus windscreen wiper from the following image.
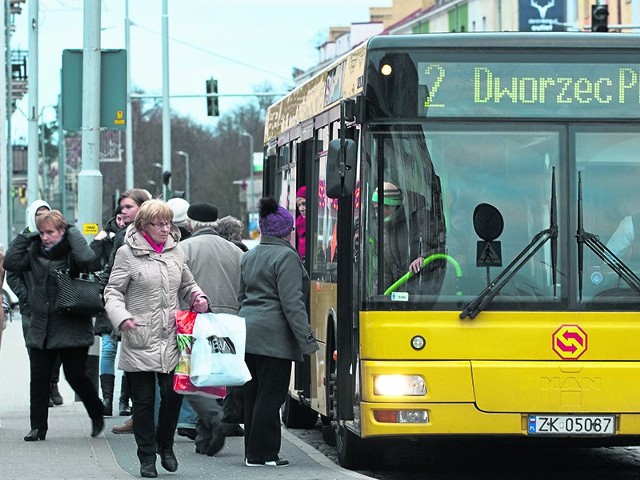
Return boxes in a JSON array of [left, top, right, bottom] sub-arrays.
[[576, 172, 640, 301], [460, 168, 558, 320]]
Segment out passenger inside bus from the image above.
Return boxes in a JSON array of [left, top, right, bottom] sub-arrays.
[[371, 181, 446, 295], [295, 186, 307, 261], [606, 209, 640, 269]]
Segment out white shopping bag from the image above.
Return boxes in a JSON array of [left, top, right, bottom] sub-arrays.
[[190, 312, 252, 387]]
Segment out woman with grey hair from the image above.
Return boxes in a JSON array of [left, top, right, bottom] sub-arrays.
[[104, 199, 209, 478], [215, 216, 248, 252]]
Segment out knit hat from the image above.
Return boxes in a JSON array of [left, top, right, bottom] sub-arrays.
[[371, 182, 403, 206], [296, 186, 306, 198], [258, 197, 294, 238], [167, 198, 190, 226], [187, 202, 219, 222]]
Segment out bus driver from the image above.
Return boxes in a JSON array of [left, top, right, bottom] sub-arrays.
[[371, 181, 446, 295]]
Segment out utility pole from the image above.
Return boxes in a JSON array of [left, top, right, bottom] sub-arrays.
[[161, 0, 171, 199], [2, 0, 10, 246], [77, 0, 102, 239], [124, 0, 133, 189], [27, 0, 38, 205]]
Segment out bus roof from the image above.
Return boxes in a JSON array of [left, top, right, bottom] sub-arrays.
[[264, 32, 639, 144], [367, 32, 640, 51]]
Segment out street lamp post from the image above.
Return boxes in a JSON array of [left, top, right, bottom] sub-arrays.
[[176, 150, 190, 202], [152, 162, 162, 197], [240, 132, 254, 223]]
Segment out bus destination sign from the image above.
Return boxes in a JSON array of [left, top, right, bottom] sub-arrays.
[[418, 62, 640, 119]]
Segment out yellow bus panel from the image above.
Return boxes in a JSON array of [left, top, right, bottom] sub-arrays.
[[472, 361, 640, 413], [360, 310, 640, 361]]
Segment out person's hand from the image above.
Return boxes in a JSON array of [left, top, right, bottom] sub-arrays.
[[119, 318, 137, 331], [192, 295, 209, 313], [409, 257, 425, 274], [94, 230, 108, 241]]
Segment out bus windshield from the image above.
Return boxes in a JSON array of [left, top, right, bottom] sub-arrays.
[[363, 125, 640, 312]]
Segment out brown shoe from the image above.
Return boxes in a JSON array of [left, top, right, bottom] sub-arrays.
[[112, 417, 134, 434]]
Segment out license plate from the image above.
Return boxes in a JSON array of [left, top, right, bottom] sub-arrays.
[[528, 415, 615, 435]]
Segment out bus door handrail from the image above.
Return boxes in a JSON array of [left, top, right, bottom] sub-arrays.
[[384, 253, 462, 296]]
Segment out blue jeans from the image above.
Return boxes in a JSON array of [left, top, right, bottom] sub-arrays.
[[177, 396, 198, 429], [99, 334, 117, 375]]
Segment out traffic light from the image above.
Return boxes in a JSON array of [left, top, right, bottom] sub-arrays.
[[206, 77, 219, 116], [162, 170, 172, 186], [591, 3, 609, 32]]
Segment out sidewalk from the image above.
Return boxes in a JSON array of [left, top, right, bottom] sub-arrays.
[[0, 315, 372, 479]]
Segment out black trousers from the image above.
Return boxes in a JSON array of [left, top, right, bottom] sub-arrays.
[[243, 353, 292, 462], [127, 371, 182, 462], [22, 314, 62, 382], [29, 346, 103, 431]]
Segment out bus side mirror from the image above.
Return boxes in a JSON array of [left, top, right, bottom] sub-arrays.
[[326, 138, 356, 198]]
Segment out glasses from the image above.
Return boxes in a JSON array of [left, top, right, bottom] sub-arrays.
[[149, 221, 172, 230]]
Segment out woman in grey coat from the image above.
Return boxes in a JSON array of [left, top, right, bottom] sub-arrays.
[[3, 210, 104, 442], [239, 197, 319, 467]]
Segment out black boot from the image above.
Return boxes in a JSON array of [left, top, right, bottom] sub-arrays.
[[118, 374, 132, 416], [50, 381, 63, 406], [24, 429, 47, 441], [91, 416, 105, 437], [140, 459, 158, 478], [100, 374, 115, 417]]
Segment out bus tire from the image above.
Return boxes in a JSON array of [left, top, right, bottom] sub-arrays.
[[281, 394, 318, 429], [335, 423, 367, 469], [322, 424, 336, 447]]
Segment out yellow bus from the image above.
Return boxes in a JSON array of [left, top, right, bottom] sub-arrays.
[[263, 32, 640, 469]]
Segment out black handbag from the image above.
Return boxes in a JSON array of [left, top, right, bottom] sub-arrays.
[[55, 269, 105, 316]]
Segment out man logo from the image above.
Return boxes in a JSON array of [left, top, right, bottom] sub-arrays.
[[206, 335, 236, 355]]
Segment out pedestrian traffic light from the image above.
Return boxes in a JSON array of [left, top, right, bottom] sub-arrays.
[[206, 77, 219, 117], [591, 3, 609, 32]]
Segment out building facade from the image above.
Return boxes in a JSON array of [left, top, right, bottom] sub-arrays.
[[299, 0, 638, 87]]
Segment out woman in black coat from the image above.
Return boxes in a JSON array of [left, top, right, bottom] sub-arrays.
[[3, 210, 105, 441]]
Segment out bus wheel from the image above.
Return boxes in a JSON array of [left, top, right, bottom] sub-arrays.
[[281, 394, 318, 429], [322, 424, 336, 446], [335, 423, 368, 469]]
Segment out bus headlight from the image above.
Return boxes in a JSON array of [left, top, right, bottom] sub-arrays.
[[374, 375, 426, 396]]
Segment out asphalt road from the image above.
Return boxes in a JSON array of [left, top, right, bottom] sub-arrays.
[[290, 422, 640, 480]]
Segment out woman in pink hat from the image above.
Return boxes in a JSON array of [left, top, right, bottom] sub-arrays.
[[295, 186, 307, 260]]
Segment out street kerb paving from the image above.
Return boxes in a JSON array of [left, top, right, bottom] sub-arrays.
[[0, 314, 373, 479]]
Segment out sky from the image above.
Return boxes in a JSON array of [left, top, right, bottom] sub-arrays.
[[10, 0, 391, 140]]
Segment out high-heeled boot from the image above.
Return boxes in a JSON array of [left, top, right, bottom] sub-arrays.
[[100, 374, 115, 417], [50, 381, 64, 406], [91, 416, 105, 437], [118, 374, 132, 416], [24, 429, 47, 441]]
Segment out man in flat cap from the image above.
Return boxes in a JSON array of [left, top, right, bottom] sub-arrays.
[[178, 202, 244, 456]]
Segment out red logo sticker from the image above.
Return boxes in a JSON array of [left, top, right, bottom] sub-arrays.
[[552, 324, 588, 360]]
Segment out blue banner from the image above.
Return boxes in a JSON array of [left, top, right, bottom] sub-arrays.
[[519, 0, 566, 32]]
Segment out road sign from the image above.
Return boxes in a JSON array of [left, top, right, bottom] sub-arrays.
[[82, 223, 99, 235], [476, 240, 502, 267], [61, 49, 127, 131]]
